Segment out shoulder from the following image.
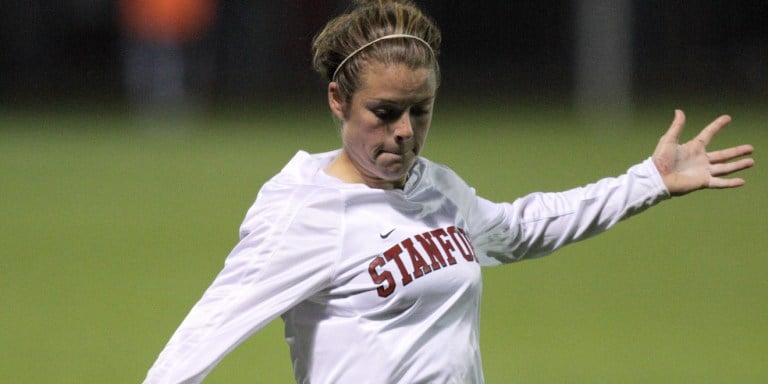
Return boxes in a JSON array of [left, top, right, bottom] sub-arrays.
[[240, 150, 347, 239], [411, 156, 476, 198]]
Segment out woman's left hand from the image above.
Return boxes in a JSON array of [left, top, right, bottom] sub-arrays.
[[652, 109, 754, 196]]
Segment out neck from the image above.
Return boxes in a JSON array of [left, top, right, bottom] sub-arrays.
[[325, 150, 407, 190]]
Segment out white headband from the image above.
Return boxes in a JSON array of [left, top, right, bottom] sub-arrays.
[[332, 33, 434, 81]]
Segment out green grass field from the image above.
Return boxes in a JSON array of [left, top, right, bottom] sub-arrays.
[[1, 101, 765, 383]]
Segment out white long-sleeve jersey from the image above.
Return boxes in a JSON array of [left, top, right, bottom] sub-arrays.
[[143, 149, 670, 384]]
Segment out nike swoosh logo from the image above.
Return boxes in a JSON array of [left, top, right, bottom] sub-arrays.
[[379, 228, 396, 239]]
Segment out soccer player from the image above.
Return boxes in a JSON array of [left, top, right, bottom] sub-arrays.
[[142, 1, 754, 382]]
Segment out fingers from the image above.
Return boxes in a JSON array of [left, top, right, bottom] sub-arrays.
[[709, 158, 755, 177], [706, 144, 754, 164], [662, 109, 686, 143], [707, 142, 754, 189], [694, 114, 732, 146], [662, 111, 734, 148], [709, 176, 746, 189]]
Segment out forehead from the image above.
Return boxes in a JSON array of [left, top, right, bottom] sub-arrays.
[[356, 62, 437, 102]]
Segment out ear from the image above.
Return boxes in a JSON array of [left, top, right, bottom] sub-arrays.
[[328, 82, 346, 122]]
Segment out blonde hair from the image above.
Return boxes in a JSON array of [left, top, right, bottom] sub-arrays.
[[312, 0, 441, 103]]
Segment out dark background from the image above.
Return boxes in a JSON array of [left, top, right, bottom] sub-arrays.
[[0, 1, 766, 107]]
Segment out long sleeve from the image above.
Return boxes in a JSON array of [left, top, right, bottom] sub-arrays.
[[143, 186, 343, 384], [470, 158, 670, 265]]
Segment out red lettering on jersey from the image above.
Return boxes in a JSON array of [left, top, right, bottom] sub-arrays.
[[430, 228, 458, 265], [414, 232, 454, 267], [369, 226, 477, 298], [401, 238, 432, 278], [456, 227, 478, 262], [384, 244, 414, 286], [448, 226, 475, 262], [368, 256, 395, 298]]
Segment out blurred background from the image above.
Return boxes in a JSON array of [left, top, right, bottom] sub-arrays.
[[1, 1, 766, 383], [1, 0, 766, 109]]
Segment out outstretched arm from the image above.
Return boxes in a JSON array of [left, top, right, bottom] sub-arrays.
[[652, 110, 754, 196]]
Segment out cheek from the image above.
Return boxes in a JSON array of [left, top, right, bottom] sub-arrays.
[[414, 123, 430, 148], [342, 120, 384, 151]]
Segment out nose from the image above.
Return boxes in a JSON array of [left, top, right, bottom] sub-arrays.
[[393, 111, 414, 142]]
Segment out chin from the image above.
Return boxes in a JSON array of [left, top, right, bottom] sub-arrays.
[[372, 151, 417, 179], [379, 163, 413, 181]]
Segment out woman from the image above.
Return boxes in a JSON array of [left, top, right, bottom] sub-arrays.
[[143, 1, 754, 383]]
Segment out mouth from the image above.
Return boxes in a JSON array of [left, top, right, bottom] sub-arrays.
[[377, 151, 414, 165], [377, 146, 417, 158]]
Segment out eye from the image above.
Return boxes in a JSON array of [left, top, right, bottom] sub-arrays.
[[410, 107, 431, 117], [371, 108, 401, 122]]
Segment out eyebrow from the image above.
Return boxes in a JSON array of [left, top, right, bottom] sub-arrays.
[[365, 97, 435, 107]]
